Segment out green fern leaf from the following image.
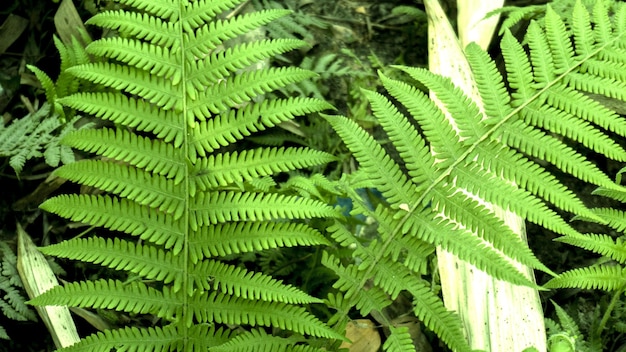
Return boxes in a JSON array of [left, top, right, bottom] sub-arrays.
[[68, 63, 182, 110], [186, 38, 306, 95], [211, 328, 303, 352], [86, 38, 181, 82], [41, 194, 185, 253], [55, 160, 185, 217], [193, 259, 322, 304], [27, 65, 58, 113], [193, 147, 336, 188], [382, 326, 415, 352], [321, 1, 626, 350], [190, 292, 341, 339], [59, 93, 184, 147], [574, 208, 626, 233], [189, 191, 339, 229], [54, 325, 181, 352], [551, 300, 584, 341], [321, 251, 392, 316], [39, 237, 183, 286], [188, 222, 330, 261], [28, 279, 177, 319], [544, 265, 626, 291], [189, 67, 317, 118], [86, 11, 178, 47], [190, 97, 332, 159], [34, 0, 340, 349], [557, 233, 626, 263], [0, 103, 84, 173]]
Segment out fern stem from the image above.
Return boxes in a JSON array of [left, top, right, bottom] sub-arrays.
[[177, 1, 190, 348]]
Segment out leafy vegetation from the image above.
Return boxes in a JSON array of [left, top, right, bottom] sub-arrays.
[[3, 0, 626, 351]]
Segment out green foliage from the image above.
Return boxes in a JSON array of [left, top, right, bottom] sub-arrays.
[[29, 0, 342, 350], [0, 104, 84, 174], [0, 241, 37, 340], [545, 165, 626, 348], [545, 301, 589, 352], [0, 34, 93, 175], [322, 0, 626, 350], [286, 53, 354, 100], [491, 0, 618, 35], [29, 33, 92, 120], [22, 0, 626, 350], [252, 0, 328, 44]]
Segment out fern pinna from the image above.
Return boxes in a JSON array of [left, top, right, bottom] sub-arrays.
[[28, 0, 342, 350], [322, 1, 626, 351]]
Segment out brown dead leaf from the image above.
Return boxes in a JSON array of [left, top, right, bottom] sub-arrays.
[[340, 319, 381, 352]]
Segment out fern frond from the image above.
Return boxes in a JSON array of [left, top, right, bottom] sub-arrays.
[[0, 103, 83, 173], [407, 280, 470, 352], [39, 237, 183, 287], [189, 67, 317, 118], [188, 222, 330, 261], [41, 195, 185, 253], [34, 0, 339, 349], [592, 185, 626, 203], [55, 160, 185, 218], [211, 328, 304, 352], [322, 1, 626, 350], [322, 114, 420, 210], [27, 65, 58, 112], [55, 35, 91, 98], [190, 191, 339, 229], [190, 97, 332, 158], [186, 38, 306, 95], [544, 265, 626, 291], [59, 93, 185, 147], [87, 11, 178, 47], [550, 300, 584, 343], [185, 9, 292, 57], [67, 63, 182, 110], [193, 259, 321, 304], [193, 147, 335, 188], [54, 325, 182, 352], [574, 208, 626, 233], [86, 38, 181, 81], [28, 279, 177, 319], [382, 327, 415, 352], [321, 251, 392, 316], [61, 129, 185, 182], [556, 233, 626, 263], [189, 292, 341, 339], [180, 0, 247, 29]]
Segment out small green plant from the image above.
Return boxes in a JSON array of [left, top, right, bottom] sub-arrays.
[[0, 241, 37, 340], [545, 301, 588, 352], [0, 34, 93, 175], [0, 103, 79, 174]]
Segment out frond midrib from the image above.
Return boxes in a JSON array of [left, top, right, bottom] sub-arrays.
[[390, 20, 626, 252]]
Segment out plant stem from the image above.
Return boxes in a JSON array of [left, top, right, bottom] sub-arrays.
[[595, 282, 626, 341]]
